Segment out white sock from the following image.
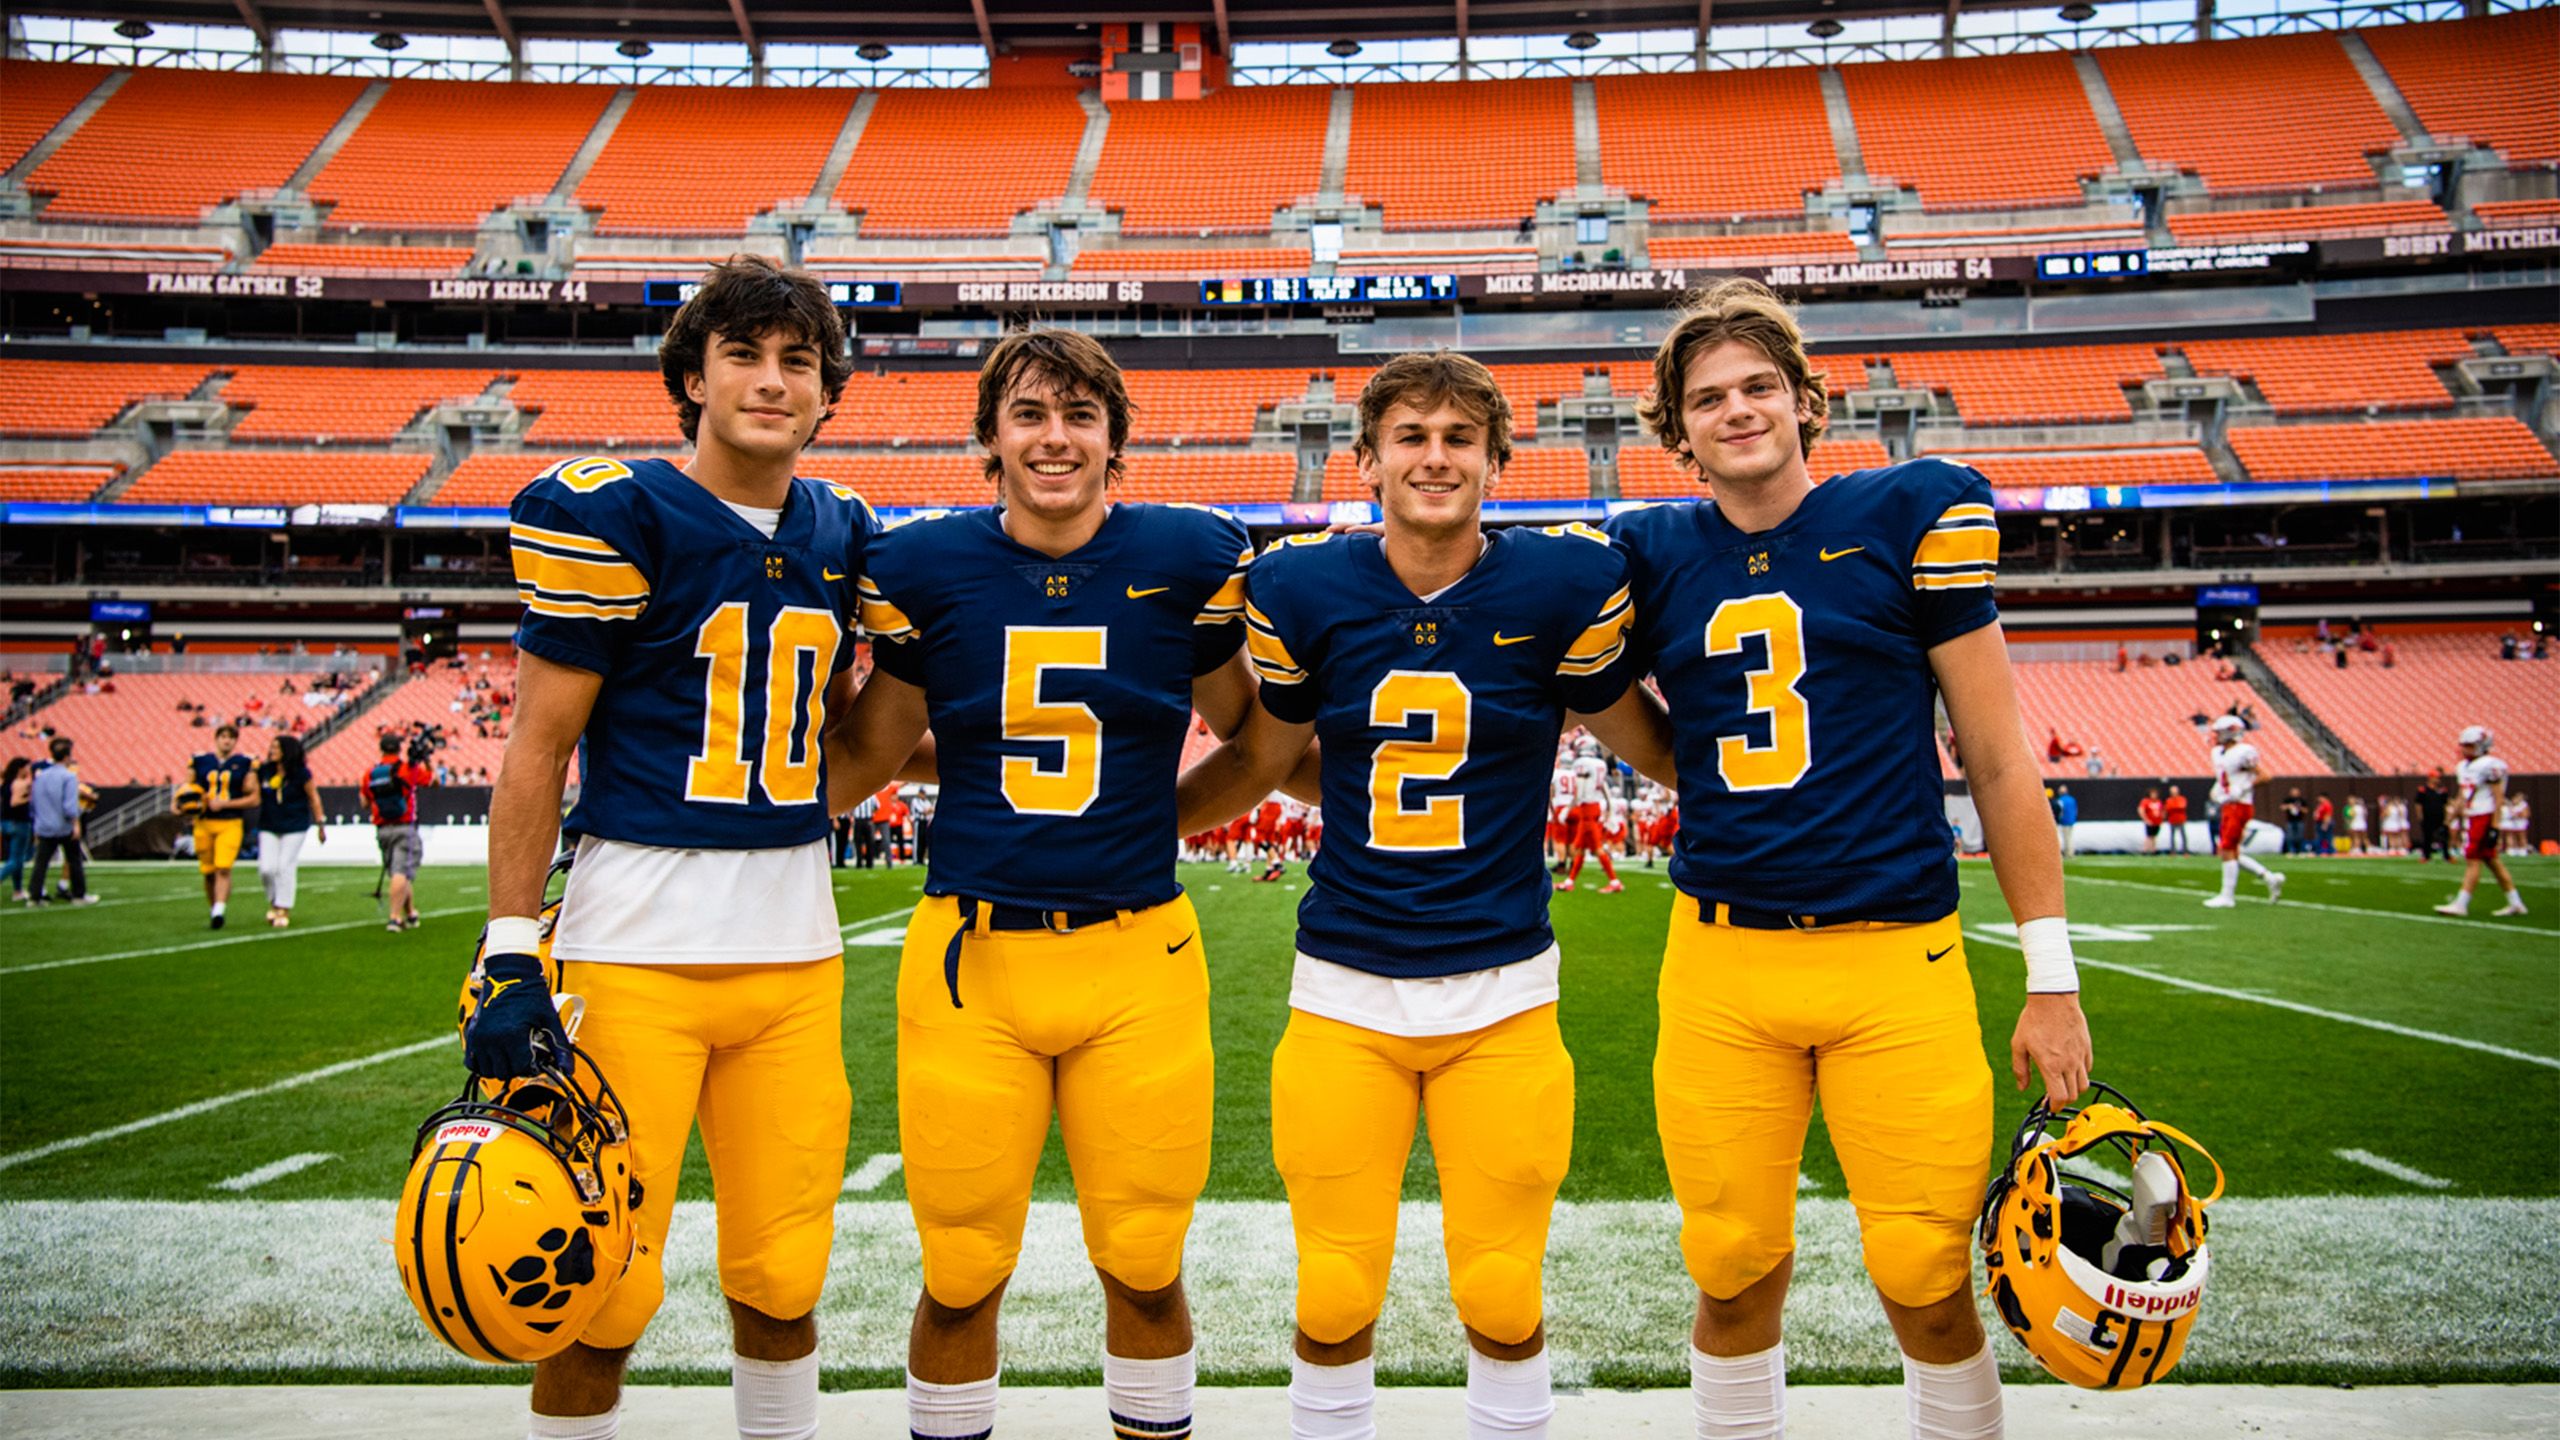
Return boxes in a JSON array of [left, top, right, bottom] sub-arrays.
[[1288, 1353, 1376, 1440], [2218, 860, 2239, 897], [2506, 889, 2525, 908], [2238, 854, 2271, 879], [528, 1406, 619, 1440], [1690, 1343, 1785, 1440], [211, 900, 225, 917], [907, 1369, 999, 1440], [1466, 1347, 1553, 1437], [1103, 1348, 1194, 1438], [733, 1351, 819, 1440], [1902, 1345, 2003, 1440]]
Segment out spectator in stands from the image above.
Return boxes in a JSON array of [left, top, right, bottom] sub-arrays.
[[2164, 785, 2191, 853], [2138, 788, 2165, 855], [2280, 789, 2309, 855], [1, 757, 33, 902], [2083, 748, 2105, 778], [2411, 775, 2451, 862], [2045, 728, 2064, 763], [170, 632, 188, 655], [2381, 641, 2397, 669], [2498, 632, 2520, 660], [2536, 632, 2551, 661], [2333, 644, 2349, 670], [255, 734, 325, 928], [2113, 642, 2128, 673], [27, 737, 94, 906], [2312, 794, 2335, 855], [364, 731, 434, 931]]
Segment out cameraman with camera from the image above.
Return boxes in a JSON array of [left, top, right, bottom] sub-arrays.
[[365, 726, 436, 932]]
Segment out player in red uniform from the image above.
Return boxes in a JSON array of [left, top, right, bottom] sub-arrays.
[[2138, 788, 2165, 855], [2438, 725, 2527, 916], [1555, 736, 1622, 893]]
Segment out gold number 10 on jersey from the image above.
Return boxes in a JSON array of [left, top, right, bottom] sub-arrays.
[[686, 602, 841, 806], [1705, 593, 1812, 792], [1001, 626, 1107, 816], [1368, 670, 1472, 851]]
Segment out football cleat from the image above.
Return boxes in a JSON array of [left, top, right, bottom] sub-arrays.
[[2494, 901, 2529, 917], [1554, 878, 1575, 892], [2433, 898, 2469, 916], [1979, 1082, 2223, 1391], [1599, 879, 1624, 894], [2264, 872, 2284, 903], [2201, 894, 2236, 909]]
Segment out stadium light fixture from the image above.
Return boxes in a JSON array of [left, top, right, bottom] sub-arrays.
[[617, 38, 652, 58], [114, 19, 153, 38], [1565, 31, 1600, 49], [2059, 2, 2097, 20], [1327, 38, 1361, 57], [1807, 17, 1844, 38], [371, 31, 408, 50], [857, 41, 892, 61]]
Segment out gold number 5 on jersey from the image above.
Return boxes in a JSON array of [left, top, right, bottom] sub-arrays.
[[1000, 626, 1107, 816]]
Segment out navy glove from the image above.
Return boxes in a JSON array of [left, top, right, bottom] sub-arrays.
[[464, 952, 569, 1080]]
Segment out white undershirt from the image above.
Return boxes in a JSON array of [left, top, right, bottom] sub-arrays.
[[722, 500, 784, 538], [550, 834, 842, 966], [1290, 944, 1562, 1038]]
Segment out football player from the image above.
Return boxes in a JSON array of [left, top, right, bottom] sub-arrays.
[[1172, 351, 1674, 1440], [2204, 714, 2284, 908], [1556, 735, 1623, 893], [2437, 725, 2527, 916], [174, 722, 256, 928], [824, 328, 1291, 1440], [467, 255, 883, 1440], [1609, 279, 2092, 1440]]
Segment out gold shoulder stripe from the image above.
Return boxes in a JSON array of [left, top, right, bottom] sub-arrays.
[[511, 547, 648, 603], [1914, 571, 1996, 590], [521, 593, 646, 621], [1913, 528, 2000, 569], [1934, 502, 1997, 526], [1559, 586, 1637, 675], [859, 594, 918, 641], [509, 521, 621, 558]]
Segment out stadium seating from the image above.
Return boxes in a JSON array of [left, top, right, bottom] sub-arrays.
[[0, 61, 110, 171], [1615, 435, 1892, 498], [1328, 362, 1596, 441], [119, 451, 430, 505], [835, 86, 1085, 237], [1319, 445, 1589, 501], [1343, 80, 1576, 230], [2164, 201, 2449, 245], [1592, 69, 1836, 221], [4, 669, 382, 786], [1071, 248, 1311, 275], [2257, 630, 2556, 774], [2361, 10, 2557, 165], [1111, 450, 1295, 504], [1839, 53, 2114, 210], [829, 371, 981, 444], [1337, 245, 1536, 275], [802, 253, 1042, 282], [309, 659, 516, 784], [2494, 325, 2560, 358], [2475, 198, 2560, 229], [2003, 659, 2329, 780], [1121, 369, 1307, 442], [307, 80, 616, 231], [1593, 354, 1870, 411], [1648, 232, 1860, 265], [1086, 85, 1330, 234], [510, 370, 686, 447], [0, 360, 213, 436], [2098, 32, 2399, 194], [1924, 446, 2217, 489], [2226, 417, 2555, 482], [248, 244, 475, 275], [0, 463, 121, 502], [2182, 330, 2467, 413], [578, 86, 854, 235], [792, 452, 991, 507], [219, 366, 496, 441], [1884, 343, 2166, 425], [26, 69, 370, 223], [0, 236, 231, 271]]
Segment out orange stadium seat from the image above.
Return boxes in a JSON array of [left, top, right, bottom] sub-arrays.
[[1113, 451, 1295, 504], [119, 451, 430, 505], [1121, 369, 1309, 442], [0, 61, 110, 171], [1072, 248, 1312, 275], [835, 87, 1085, 237], [1616, 435, 1891, 498], [1925, 447, 2217, 489], [1884, 343, 2166, 425], [0, 236, 231, 271], [2182, 330, 2467, 413], [0, 360, 213, 436], [4, 670, 385, 787], [2098, 32, 2399, 194], [249, 244, 475, 275], [2362, 11, 2557, 165], [829, 371, 980, 445], [1649, 232, 1860, 266], [1329, 362, 1596, 441], [2004, 660, 2329, 781], [2257, 630, 2557, 774], [430, 452, 680, 508], [308, 80, 615, 231], [26, 69, 369, 222], [1320, 446, 1586, 500], [2165, 201, 2449, 245], [1344, 81, 1575, 230], [2475, 198, 2560, 229], [579, 86, 853, 236], [1592, 354, 1869, 412], [220, 366, 496, 441], [308, 658, 518, 784], [2494, 325, 2560, 358], [2226, 417, 2555, 482], [1840, 53, 2113, 210], [793, 452, 991, 507], [1593, 69, 1837, 221], [510, 371, 686, 448], [1087, 85, 1330, 234], [0, 464, 121, 502]]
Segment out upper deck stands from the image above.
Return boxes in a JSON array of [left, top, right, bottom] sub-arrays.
[[1592, 69, 1835, 221], [1648, 232, 1859, 266], [0, 464, 121, 502], [509, 371, 685, 448], [1925, 446, 2218, 489], [1087, 85, 1330, 235], [309, 80, 614, 232], [2226, 418, 2556, 482], [1121, 369, 1308, 442], [578, 86, 853, 236], [2181, 330, 2468, 413], [836, 87, 1085, 237], [2257, 630, 2557, 774], [0, 360, 212, 436], [27, 68, 368, 223], [0, 61, 109, 171], [219, 367, 495, 441], [1072, 248, 1311, 276], [248, 244, 475, 276], [1885, 343, 2166, 425], [120, 451, 429, 505], [1344, 80, 1575, 230], [2099, 32, 2399, 194], [2163, 201, 2450, 245], [2362, 11, 2558, 164], [1614, 436, 1892, 499], [1840, 53, 2113, 210]]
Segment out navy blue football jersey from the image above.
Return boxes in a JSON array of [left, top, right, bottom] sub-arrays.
[[860, 503, 1251, 911], [510, 455, 876, 850], [190, 751, 254, 816], [1608, 459, 1999, 922], [1249, 525, 1638, 978]]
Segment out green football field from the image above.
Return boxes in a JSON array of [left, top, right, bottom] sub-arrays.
[[1, 853, 2554, 1387]]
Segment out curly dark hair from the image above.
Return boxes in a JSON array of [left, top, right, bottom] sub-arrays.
[[657, 254, 852, 444], [973, 328, 1133, 486]]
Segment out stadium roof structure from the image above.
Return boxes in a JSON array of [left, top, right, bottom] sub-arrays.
[[21, 0, 2089, 53]]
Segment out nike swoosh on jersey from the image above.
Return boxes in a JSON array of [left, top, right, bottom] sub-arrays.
[[1820, 546, 1866, 562], [1127, 585, 1171, 599], [1925, 944, 1953, 963], [1492, 633, 1534, 646], [823, 569, 846, 581], [1167, 932, 1195, 954]]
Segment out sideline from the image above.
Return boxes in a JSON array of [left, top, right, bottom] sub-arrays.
[[0, 907, 481, 977], [0, 1037, 446, 1172]]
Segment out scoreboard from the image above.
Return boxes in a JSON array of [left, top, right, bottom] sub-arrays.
[[642, 279, 903, 307], [1199, 274, 1459, 305]]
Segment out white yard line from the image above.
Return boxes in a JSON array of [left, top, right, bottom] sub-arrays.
[[2061, 873, 2539, 934], [212, 1152, 335, 1193], [2335, 1149, 2455, 1191], [0, 906, 482, 976], [842, 1153, 904, 1193], [838, 907, 915, 938], [1965, 928, 2560, 1070], [0, 1037, 446, 1173]]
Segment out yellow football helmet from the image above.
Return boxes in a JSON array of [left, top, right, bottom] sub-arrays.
[[173, 782, 206, 818], [394, 1043, 638, 1364], [1978, 1083, 2224, 1390]]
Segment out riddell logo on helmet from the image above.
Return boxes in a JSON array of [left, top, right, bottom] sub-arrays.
[[435, 1122, 497, 1144], [2100, 1280, 2202, 1319]]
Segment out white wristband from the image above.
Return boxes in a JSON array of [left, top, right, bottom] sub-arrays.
[[483, 914, 544, 959], [2017, 915, 2079, 994]]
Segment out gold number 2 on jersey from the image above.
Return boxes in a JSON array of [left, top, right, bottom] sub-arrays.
[[1705, 593, 1811, 792], [685, 602, 841, 806], [1368, 670, 1472, 851], [1000, 626, 1107, 816]]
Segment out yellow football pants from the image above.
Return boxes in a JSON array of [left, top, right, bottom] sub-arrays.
[[1272, 1003, 1574, 1347], [194, 818, 242, 873], [897, 892, 1214, 1308], [559, 956, 852, 1350], [1655, 895, 1991, 1308]]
